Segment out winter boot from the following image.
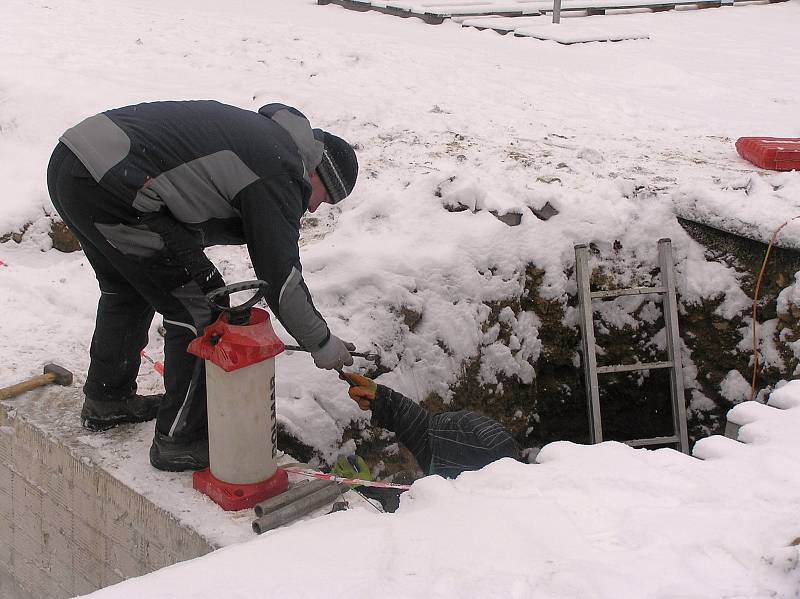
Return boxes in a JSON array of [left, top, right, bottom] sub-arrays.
[[149, 430, 209, 472], [81, 394, 162, 431]]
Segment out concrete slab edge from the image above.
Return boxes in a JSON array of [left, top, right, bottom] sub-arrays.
[[0, 401, 213, 598]]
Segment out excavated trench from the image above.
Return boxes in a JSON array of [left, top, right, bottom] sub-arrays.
[[4, 218, 798, 479], [342, 222, 800, 476]]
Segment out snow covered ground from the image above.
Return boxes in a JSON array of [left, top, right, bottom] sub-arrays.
[[2, 0, 799, 459], [1, 0, 800, 595], [85, 382, 800, 599]]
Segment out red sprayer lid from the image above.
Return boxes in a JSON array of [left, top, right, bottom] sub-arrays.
[[187, 308, 284, 372]]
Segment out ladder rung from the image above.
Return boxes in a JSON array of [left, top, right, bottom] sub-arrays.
[[596, 361, 673, 374], [590, 286, 667, 300], [625, 435, 681, 447]]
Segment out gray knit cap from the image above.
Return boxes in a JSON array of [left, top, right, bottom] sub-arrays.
[[313, 130, 358, 203]]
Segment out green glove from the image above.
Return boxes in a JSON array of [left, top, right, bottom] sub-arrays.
[[332, 455, 372, 487]]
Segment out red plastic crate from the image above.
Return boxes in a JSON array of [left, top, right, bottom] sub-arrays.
[[736, 137, 800, 171]]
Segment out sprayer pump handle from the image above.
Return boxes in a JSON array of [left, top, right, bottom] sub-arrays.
[[206, 280, 269, 325]]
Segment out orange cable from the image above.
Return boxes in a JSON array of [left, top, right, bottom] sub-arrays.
[[750, 214, 800, 401]]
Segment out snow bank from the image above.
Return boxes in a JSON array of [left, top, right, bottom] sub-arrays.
[[82, 383, 800, 599]]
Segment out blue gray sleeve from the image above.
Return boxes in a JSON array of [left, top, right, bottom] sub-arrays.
[[238, 176, 329, 351], [371, 385, 432, 473]]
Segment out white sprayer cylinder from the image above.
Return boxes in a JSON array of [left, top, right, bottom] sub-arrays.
[[206, 359, 278, 485]]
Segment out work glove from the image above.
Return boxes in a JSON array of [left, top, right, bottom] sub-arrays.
[[332, 455, 372, 487], [311, 334, 355, 371], [339, 372, 377, 411]]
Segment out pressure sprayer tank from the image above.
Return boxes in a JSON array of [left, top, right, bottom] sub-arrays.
[[187, 281, 289, 511]]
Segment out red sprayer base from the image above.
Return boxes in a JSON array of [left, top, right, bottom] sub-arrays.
[[193, 468, 289, 511]]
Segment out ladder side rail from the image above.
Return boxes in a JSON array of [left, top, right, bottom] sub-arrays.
[[574, 244, 603, 444], [658, 238, 690, 453]]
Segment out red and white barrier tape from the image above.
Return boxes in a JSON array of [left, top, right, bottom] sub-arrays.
[[282, 466, 412, 490]]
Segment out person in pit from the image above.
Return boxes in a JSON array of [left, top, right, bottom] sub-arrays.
[[339, 372, 520, 479]]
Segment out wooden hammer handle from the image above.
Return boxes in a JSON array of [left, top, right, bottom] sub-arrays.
[[0, 373, 57, 401]]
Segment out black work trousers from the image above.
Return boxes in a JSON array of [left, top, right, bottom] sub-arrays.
[[46, 143, 212, 441]]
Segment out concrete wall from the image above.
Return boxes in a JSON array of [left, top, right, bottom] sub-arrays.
[[0, 403, 214, 598], [0, 566, 34, 599]]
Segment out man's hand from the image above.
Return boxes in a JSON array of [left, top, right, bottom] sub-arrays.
[[339, 372, 377, 410], [311, 334, 355, 370]]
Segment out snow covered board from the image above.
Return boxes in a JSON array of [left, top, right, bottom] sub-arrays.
[[513, 21, 650, 42]]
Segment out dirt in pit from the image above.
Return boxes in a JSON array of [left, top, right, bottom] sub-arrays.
[[291, 225, 799, 479]]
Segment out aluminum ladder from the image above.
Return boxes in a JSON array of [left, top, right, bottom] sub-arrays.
[[574, 238, 690, 453]]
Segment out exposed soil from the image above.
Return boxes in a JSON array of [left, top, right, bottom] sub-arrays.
[[1, 218, 81, 253], [9, 219, 794, 478], [326, 225, 799, 476]]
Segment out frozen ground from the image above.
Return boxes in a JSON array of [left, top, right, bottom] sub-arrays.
[[1, 0, 799, 459], [84, 381, 800, 599], [1, 0, 799, 595]]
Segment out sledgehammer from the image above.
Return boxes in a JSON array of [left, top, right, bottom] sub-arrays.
[[0, 364, 73, 401]]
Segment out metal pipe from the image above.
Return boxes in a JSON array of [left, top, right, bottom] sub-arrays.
[[283, 344, 380, 362], [252, 482, 345, 534], [253, 478, 332, 517]]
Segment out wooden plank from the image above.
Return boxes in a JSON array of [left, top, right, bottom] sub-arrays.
[[390, 0, 539, 6], [318, 0, 371, 10], [514, 23, 650, 42], [386, 1, 542, 16], [538, 0, 723, 11], [389, 0, 730, 9], [437, 8, 537, 15], [321, 0, 786, 24], [395, 1, 514, 7], [319, 0, 447, 23], [461, 15, 543, 32], [321, 0, 513, 22]]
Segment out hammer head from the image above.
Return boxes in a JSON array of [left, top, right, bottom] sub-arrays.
[[43, 363, 73, 386]]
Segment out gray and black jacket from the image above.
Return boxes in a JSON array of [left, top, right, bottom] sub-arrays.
[[60, 100, 331, 350], [371, 385, 521, 478]]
